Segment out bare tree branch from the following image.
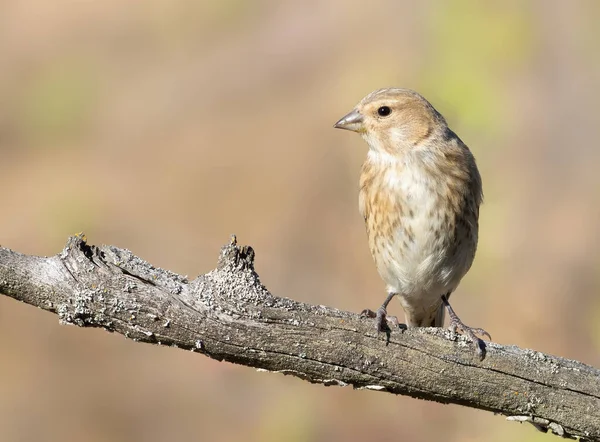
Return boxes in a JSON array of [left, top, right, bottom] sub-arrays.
[[0, 235, 598, 440]]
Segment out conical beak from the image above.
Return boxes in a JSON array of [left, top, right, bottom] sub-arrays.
[[333, 109, 364, 132]]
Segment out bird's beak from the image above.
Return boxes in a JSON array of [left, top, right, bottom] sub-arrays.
[[333, 109, 364, 132]]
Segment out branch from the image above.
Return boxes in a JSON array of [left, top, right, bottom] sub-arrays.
[[0, 235, 598, 440]]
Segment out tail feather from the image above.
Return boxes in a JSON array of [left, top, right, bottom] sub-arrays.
[[403, 295, 449, 327], [430, 303, 446, 327]]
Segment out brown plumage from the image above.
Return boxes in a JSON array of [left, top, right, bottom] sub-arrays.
[[334, 88, 490, 357]]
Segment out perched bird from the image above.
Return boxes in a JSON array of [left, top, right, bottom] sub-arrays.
[[334, 88, 490, 357]]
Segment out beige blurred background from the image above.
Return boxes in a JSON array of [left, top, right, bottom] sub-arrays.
[[1, 1, 599, 441]]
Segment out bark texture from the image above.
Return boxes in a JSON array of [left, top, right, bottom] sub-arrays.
[[0, 235, 598, 440]]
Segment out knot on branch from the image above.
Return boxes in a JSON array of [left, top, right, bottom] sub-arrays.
[[62, 233, 107, 270], [63, 233, 95, 260], [217, 234, 255, 273]]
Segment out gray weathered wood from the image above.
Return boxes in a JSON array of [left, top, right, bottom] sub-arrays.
[[0, 234, 598, 440]]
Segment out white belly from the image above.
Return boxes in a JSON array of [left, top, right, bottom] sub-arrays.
[[363, 159, 474, 308]]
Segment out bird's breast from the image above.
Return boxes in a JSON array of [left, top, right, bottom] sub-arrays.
[[359, 157, 477, 296]]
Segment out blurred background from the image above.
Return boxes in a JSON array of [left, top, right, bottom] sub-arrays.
[[1, 0, 599, 441]]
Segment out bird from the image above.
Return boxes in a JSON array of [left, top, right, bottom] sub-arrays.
[[333, 88, 490, 358]]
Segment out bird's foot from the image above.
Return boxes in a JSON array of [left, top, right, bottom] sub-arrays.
[[360, 307, 401, 344], [442, 295, 491, 360], [360, 307, 400, 332], [446, 315, 491, 360]]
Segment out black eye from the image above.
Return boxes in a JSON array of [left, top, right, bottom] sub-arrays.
[[377, 106, 391, 117]]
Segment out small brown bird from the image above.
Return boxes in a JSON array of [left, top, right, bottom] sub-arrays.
[[334, 88, 490, 357]]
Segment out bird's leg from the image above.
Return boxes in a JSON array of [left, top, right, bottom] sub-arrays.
[[361, 292, 400, 339], [441, 293, 491, 360]]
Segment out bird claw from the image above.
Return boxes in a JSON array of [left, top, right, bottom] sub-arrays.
[[441, 294, 491, 360], [449, 322, 491, 341], [448, 318, 491, 360], [472, 328, 491, 341], [361, 307, 402, 346], [360, 308, 377, 319]]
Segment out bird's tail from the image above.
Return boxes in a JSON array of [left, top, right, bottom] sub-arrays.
[[430, 303, 446, 327]]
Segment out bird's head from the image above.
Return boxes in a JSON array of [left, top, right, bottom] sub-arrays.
[[334, 88, 447, 156]]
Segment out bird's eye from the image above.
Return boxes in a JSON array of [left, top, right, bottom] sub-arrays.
[[377, 106, 391, 117]]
